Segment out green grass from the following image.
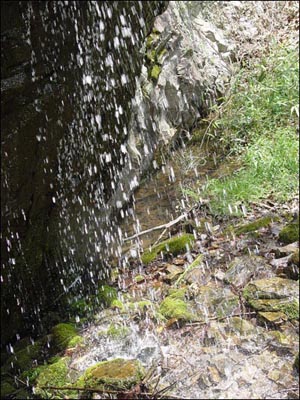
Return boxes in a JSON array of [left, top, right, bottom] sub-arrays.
[[187, 42, 299, 215]]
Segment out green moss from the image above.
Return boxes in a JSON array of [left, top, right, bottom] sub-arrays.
[[134, 275, 145, 283], [157, 48, 167, 64], [110, 299, 125, 311], [159, 295, 196, 322], [275, 300, 299, 320], [150, 65, 161, 81], [69, 299, 90, 317], [167, 288, 187, 300], [35, 357, 75, 398], [146, 49, 156, 63], [77, 358, 145, 390], [235, 215, 279, 235], [146, 33, 159, 48], [244, 296, 299, 321], [97, 285, 118, 307], [141, 234, 195, 265], [51, 323, 78, 351], [21, 365, 46, 384], [279, 218, 299, 244], [67, 335, 84, 348], [98, 324, 130, 339]]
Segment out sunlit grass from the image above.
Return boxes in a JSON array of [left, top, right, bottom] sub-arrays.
[[186, 42, 299, 215], [206, 128, 299, 215]]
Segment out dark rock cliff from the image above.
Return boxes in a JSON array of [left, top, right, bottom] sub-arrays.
[[1, 0, 167, 345]]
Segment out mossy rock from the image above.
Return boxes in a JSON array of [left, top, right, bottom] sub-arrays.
[[51, 323, 80, 351], [141, 234, 195, 265], [279, 217, 299, 244], [35, 357, 76, 398], [242, 277, 298, 300], [98, 324, 130, 339], [97, 285, 118, 307], [77, 358, 145, 390], [159, 291, 197, 322], [243, 277, 299, 320], [234, 215, 279, 235]]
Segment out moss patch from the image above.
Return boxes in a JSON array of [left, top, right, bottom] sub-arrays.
[[110, 299, 125, 311], [51, 323, 79, 351], [35, 357, 75, 398], [279, 217, 299, 244], [234, 215, 279, 235], [77, 358, 145, 390], [97, 285, 118, 307], [67, 335, 84, 348], [134, 275, 145, 283], [141, 234, 195, 265], [274, 300, 299, 320], [150, 64, 161, 81], [159, 289, 197, 322]]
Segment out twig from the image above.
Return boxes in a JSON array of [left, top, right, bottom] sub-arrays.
[[39, 385, 185, 399], [124, 205, 197, 242], [153, 228, 168, 247]]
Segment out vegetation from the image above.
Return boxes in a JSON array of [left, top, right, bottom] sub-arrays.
[[51, 323, 81, 351], [185, 43, 299, 215], [279, 217, 299, 244], [34, 357, 76, 398], [76, 358, 145, 390], [141, 234, 195, 264]]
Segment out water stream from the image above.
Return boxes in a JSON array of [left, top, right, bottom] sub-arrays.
[[1, 1, 299, 399]]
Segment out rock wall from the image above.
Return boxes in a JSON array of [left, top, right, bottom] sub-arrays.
[[1, 0, 167, 345], [113, 1, 235, 221]]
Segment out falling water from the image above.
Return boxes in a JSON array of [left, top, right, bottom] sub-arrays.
[[1, 0, 167, 343]]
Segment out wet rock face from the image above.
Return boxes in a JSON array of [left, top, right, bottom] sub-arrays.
[[1, 0, 167, 345]]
